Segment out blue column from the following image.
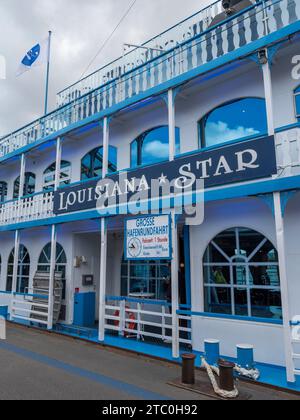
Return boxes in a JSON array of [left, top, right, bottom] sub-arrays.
[[204, 339, 220, 366], [237, 344, 255, 370]]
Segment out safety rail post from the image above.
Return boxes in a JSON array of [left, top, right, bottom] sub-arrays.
[[11, 230, 20, 297], [137, 302, 142, 340], [120, 299, 126, 337], [162, 305, 166, 341], [47, 224, 57, 330], [98, 118, 109, 342]]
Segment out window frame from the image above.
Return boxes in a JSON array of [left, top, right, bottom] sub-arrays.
[[130, 125, 180, 168], [121, 258, 171, 301], [43, 160, 71, 191], [80, 146, 117, 180], [37, 242, 67, 300], [0, 181, 8, 203], [13, 172, 36, 199], [294, 86, 300, 120], [203, 227, 282, 320], [198, 97, 268, 150], [6, 245, 30, 294]]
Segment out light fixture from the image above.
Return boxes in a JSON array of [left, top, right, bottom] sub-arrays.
[[258, 49, 268, 65]]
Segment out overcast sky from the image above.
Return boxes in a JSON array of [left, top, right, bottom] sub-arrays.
[[0, 0, 214, 137]]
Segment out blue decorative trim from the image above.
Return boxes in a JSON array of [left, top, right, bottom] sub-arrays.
[[257, 190, 299, 217], [1, 174, 300, 232], [177, 310, 283, 326], [257, 193, 275, 215]]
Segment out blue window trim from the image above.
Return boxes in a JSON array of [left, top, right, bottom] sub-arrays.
[[198, 97, 268, 149], [177, 310, 283, 326], [293, 85, 300, 121], [130, 125, 180, 168]]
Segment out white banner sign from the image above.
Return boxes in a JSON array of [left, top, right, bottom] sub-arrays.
[[125, 215, 171, 260]]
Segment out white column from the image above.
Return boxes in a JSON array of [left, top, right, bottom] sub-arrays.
[[102, 117, 109, 177], [262, 53, 294, 382], [98, 118, 109, 341], [98, 218, 108, 341], [11, 230, 20, 294], [47, 137, 61, 330], [47, 224, 57, 330], [167, 88, 180, 358], [171, 210, 180, 358], [54, 137, 62, 191], [168, 89, 176, 162], [262, 54, 275, 136], [273, 192, 295, 383], [19, 154, 26, 198]]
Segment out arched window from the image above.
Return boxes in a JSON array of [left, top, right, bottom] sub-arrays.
[[6, 245, 30, 293], [203, 228, 282, 320], [0, 181, 7, 203], [131, 126, 180, 167], [43, 161, 71, 191], [37, 243, 67, 300], [81, 146, 117, 180], [121, 257, 170, 300], [13, 172, 36, 199], [294, 86, 300, 120], [199, 98, 268, 149]]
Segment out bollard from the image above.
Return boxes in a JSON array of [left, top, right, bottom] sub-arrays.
[[182, 353, 196, 385], [237, 344, 254, 370], [218, 359, 236, 392], [204, 339, 220, 366]]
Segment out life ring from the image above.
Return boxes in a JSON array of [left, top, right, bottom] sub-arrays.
[[114, 306, 136, 337]]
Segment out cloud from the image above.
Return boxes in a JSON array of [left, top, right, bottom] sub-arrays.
[[0, 0, 213, 137], [205, 121, 260, 145], [143, 140, 169, 158]]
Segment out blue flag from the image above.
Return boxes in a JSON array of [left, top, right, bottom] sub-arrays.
[[17, 39, 47, 76]]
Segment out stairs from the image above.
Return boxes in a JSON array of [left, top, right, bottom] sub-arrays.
[[11, 271, 63, 327]]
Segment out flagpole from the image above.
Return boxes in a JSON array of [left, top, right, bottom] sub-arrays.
[[44, 30, 52, 115]]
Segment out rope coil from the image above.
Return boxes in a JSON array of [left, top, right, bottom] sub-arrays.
[[201, 357, 239, 399]]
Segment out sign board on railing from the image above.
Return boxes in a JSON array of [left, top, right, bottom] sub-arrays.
[[125, 215, 171, 260]]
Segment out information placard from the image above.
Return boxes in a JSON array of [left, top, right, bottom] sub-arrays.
[[125, 215, 171, 260]]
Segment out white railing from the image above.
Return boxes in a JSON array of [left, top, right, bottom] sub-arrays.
[[105, 297, 192, 345], [56, 0, 236, 106], [275, 127, 300, 178], [0, 191, 53, 226], [11, 291, 49, 326], [0, 0, 297, 161]]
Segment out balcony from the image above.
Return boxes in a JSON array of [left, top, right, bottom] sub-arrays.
[[0, 191, 53, 227], [0, 0, 299, 162], [0, 126, 299, 228]]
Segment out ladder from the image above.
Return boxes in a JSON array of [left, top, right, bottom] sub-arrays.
[[11, 271, 63, 327]]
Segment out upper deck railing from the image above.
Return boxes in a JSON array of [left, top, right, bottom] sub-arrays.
[[56, 0, 256, 107], [0, 0, 299, 161]]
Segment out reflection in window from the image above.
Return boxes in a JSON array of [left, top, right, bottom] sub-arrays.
[[81, 146, 117, 180], [6, 245, 30, 293], [131, 126, 180, 167], [38, 243, 67, 300], [199, 98, 268, 148], [121, 258, 170, 301], [203, 228, 282, 320], [0, 181, 8, 203], [294, 86, 300, 120], [43, 161, 71, 191], [13, 173, 36, 199]]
